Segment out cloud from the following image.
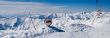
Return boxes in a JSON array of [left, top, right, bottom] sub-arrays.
[[0, 1, 71, 16]]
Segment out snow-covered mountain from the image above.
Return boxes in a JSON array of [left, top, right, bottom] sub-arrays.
[[0, 11, 110, 38]]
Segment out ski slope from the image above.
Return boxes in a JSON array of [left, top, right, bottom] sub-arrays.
[[0, 11, 110, 38]]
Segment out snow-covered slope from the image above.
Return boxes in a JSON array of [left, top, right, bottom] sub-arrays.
[[0, 11, 110, 38]]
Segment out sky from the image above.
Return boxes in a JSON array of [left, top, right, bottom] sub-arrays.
[[1, 0, 110, 12], [0, 0, 110, 17]]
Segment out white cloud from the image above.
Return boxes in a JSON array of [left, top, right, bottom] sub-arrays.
[[0, 1, 71, 16]]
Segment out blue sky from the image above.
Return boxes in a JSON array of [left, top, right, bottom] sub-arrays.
[[0, 0, 109, 17], [2, 0, 110, 12]]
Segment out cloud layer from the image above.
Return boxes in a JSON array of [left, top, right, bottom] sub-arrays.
[[0, 1, 71, 16]]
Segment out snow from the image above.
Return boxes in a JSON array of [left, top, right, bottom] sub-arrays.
[[0, 11, 110, 38]]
